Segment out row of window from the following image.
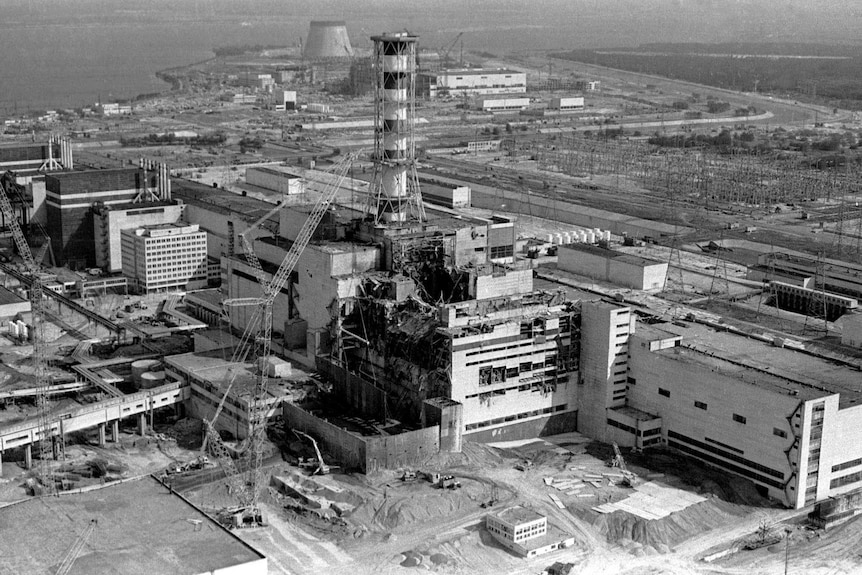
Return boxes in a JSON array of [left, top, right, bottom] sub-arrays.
[[832, 458, 862, 474], [669, 439, 785, 489], [667, 430, 784, 480], [464, 404, 568, 431], [831, 470, 862, 490]]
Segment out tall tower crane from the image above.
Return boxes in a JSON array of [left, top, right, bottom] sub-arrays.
[[439, 32, 464, 70], [203, 153, 358, 526], [0, 171, 54, 494]]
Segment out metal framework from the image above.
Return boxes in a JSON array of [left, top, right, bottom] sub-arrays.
[[203, 153, 358, 515], [368, 33, 425, 224], [0, 172, 54, 493]]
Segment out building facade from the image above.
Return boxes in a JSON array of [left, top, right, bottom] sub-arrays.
[[418, 69, 526, 98], [121, 223, 207, 293], [46, 168, 158, 268]]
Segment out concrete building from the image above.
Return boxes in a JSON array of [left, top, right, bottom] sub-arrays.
[[557, 243, 668, 291], [0, 475, 266, 574], [418, 69, 526, 98], [421, 184, 471, 209], [46, 167, 166, 268], [475, 96, 530, 113], [549, 96, 585, 111], [842, 313, 862, 348], [245, 167, 305, 196], [760, 252, 862, 300], [94, 201, 185, 272], [0, 137, 71, 175], [240, 73, 275, 92], [577, 302, 862, 509], [485, 506, 574, 557], [164, 351, 299, 440], [272, 88, 297, 111], [121, 223, 207, 294]]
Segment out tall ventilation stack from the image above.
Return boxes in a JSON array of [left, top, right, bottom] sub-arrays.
[[368, 32, 425, 224], [304, 21, 354, 59]]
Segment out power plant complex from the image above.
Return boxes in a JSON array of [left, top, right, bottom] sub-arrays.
[[0, 12, 861, 575]]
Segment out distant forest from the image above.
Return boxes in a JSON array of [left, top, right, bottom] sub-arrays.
[[553, 43, 862, 109]]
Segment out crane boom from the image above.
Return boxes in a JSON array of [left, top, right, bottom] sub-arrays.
[[204, 152, 359, 512], [0, 172, 54, 493], [55, 519, 97, 575]]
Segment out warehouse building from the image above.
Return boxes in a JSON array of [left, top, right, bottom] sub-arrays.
[[549, 96, 585, 111], [557, 243, 668, 291], [474, 96, 530, 113], [245, 167, 305, 196], [418, 68, 526, 98]]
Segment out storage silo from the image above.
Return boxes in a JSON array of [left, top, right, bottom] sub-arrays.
[[140, 371, 166, 390], [304, 21, 354, 59], [132, 359, 161, 387]]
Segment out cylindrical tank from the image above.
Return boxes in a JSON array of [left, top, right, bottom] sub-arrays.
[[140, 371, 166, 390], [587, 232, 596, 243], [578, 230, 587, 242], [8, 321, 17, 337], [545, 233, 554, 243], [553, 233, 563, 245], [131, 359, 161, 385], [604, 230, 612, 242], [562, 233, 572, 244]]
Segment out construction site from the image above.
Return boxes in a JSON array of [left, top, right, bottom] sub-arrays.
[[2, 13, 862, 575]]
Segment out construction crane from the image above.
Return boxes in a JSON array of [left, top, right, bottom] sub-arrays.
[[292, 429, 336, 475], [0, 171, 54, 494], [55, 519, 97, 575], [202, 152, 358, 526], [608, 442, 638, 488], [439, 32, 464, 70]]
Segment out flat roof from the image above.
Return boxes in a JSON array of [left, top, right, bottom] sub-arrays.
[[0, 475, 264, 575], [560, 242, 664, 267], [172, 178, 277, 222], [441, 68, 523, 76], [496, 505, 545, 525], [646, 320, 862, 408], [186, 288, 225, 308], [247, 166, 302, 179], [0, 285, 25, 307]]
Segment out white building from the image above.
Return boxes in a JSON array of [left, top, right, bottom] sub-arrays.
[[419, 69, 526, 98], [121, 223, 208, 293], [272, 89, 298, 111], [557, 243, 667, 291], [94, 202, 185, 273], [579, 300, 862, 509], [485, 506, 573, 557], [475, 96, 530, 113], [549, 96, 585, 111], [245, 167, 305, 196]]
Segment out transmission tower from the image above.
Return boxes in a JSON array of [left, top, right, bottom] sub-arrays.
[[803, 252, 829, 335], [707, 232, 731, 308]]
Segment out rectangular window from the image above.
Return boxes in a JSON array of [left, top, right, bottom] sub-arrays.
[[658, 388, 670, 398], [627, 376, 636, 385], [694, 401, 707, 410], [773, 427, 787, 438], [733, 413, 747, 424]]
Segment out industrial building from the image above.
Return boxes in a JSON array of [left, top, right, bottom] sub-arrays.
[[485, 506, 575, 557], [164, 351, 298, 440], [557, 243, 668, 291], [245, 167, 305, 196], [94, 200, 184, 273], [272, 88, 297, 111], [120, 223, 208, 294], [417, 68, 526, 98], [475, 96, 531, 113], [577, 301, 862, 509], [0, 136, 72, 175], [0, 475, 267, 574], [46, 165, 171, 268], [549, 96, 585, 111]]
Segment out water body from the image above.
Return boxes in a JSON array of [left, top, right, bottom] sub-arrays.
[[0, 0, 857, 113]]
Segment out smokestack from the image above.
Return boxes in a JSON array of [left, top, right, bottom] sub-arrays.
[[304, 21, 354, 59]]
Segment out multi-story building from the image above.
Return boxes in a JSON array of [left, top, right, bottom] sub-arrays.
[[94, 201, 185, 272], [45, 167, 160, 268], [120, 223, 207, 293], [418, 68, 526, 98], [579, 303, 862, 509]]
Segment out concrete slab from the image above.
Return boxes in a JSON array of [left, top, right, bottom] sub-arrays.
[[591, 481, 706, 520]]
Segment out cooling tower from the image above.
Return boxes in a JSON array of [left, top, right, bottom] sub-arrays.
[[304, 21, 354, 59]]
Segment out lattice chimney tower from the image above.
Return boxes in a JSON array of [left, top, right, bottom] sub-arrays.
[[369, 32, 425, 224]]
